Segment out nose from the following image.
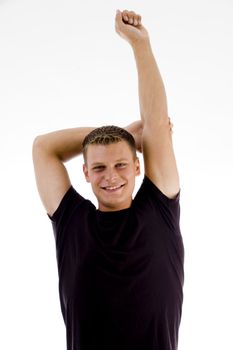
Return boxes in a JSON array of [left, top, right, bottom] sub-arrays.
[[104, 167, 118, 182]]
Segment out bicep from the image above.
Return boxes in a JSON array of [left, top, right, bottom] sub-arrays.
[[142, 119, 180, 199], [33, 138, 71, 216]]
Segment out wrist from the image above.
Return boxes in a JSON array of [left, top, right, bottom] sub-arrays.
[[131, 37, 151, 53]]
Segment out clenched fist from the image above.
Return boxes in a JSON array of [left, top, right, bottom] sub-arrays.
[[115, 9, 149, 47]]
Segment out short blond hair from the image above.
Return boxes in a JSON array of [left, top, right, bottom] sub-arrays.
[[82, 125, 136, 161]]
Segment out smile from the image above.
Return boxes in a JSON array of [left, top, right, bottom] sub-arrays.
[[101, 184, 125, 192]]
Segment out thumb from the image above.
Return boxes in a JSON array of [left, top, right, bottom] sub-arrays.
[[115, 9, 127, 33], [115, 9, 121, 22]]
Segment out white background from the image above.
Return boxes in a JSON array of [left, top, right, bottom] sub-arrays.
[[1, 0, 233, 349]]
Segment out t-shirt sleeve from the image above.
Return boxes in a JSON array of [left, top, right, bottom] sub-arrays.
[[135, 176, 181, 233], [48, 186, 85, 243]]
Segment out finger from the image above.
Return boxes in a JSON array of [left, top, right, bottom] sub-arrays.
[[127, 12, 134, 24], [122, 10, 136, 23], [122, 9, 130, 19], [130, 16, 140, 26], [133, 14, 140, 26], [121, 10, 128, 22], [128, 11, 138, 25], [133, 15, 142, 26], [121, 10, 142, 26]]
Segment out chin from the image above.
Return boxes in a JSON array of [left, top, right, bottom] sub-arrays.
[[93, 183, 134, 211], [98, 196, 132, 211]]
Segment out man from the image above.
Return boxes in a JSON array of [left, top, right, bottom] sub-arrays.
[[33, 9, 184, 350]]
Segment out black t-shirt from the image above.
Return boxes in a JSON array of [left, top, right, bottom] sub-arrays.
[[49, 176, 184, 350]]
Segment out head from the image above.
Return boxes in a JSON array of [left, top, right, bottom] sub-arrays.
[[82, 126, 140, 212]]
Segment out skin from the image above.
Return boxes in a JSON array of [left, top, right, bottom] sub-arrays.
[[33, 9, 178, 217], [115, 10, 180, 200], [83, 141, 140, 212]]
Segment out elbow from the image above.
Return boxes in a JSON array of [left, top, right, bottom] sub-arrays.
[[32, 135, 44, 153], [32, 134, 49, 161], [32, 134, 64, 162]]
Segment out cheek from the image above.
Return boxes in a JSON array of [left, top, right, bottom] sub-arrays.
[[90, 172, 103, 185], [124, 166, 136, 178]]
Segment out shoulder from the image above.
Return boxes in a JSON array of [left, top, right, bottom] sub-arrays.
[[133, 176, 181, 230], [135, 176, 180, 206], [49, 186, 94, 225]]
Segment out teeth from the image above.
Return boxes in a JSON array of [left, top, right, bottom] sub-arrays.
[[106, 186, 120, 190], [104, 185, 123, 190]]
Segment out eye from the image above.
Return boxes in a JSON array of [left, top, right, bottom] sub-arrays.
[[116, 163, 127, 168], [92, 165, 105, 172]]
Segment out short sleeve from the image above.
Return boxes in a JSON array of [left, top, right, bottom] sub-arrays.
[[144, 176, 180, 204], [48, 186, 85, 243], [135, 176, 181, 233]]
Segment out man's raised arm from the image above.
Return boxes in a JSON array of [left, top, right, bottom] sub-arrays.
[[115, 9, 180, 199]]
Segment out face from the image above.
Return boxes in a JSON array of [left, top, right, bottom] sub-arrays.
[[83, 141, 140, 212]]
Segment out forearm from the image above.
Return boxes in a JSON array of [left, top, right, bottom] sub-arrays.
[[132, 39, 168, 125], [33, 127, 95, 162]]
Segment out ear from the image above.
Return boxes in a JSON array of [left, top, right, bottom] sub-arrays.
[[135, 157, 140, 176], [83, 164, 90, 183]]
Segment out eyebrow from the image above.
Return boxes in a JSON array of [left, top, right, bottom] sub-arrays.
[[91, 159, 129, 167]]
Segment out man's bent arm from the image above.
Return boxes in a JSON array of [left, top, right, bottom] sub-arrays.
[[33, 127, 94, 216]]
